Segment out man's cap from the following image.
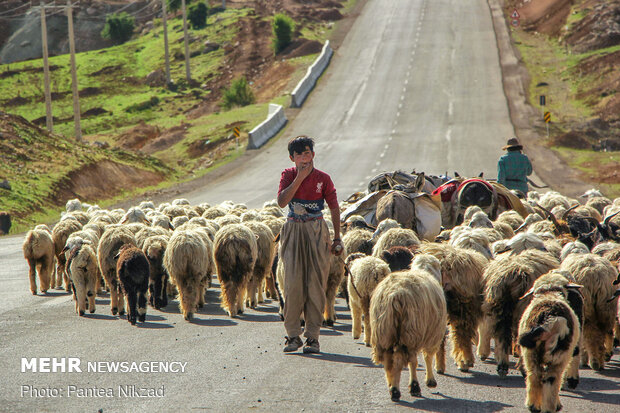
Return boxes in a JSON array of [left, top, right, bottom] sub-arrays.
[[502, 137, 523, 150]]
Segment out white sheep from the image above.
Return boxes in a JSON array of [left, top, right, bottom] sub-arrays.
[[22, 228, 55, 295]]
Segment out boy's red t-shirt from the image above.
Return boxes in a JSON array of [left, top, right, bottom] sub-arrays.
[[278, 167, 338, 218]]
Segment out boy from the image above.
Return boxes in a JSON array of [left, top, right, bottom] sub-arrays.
[[497, 137, 532, 195], [277, 136, 343, 354]]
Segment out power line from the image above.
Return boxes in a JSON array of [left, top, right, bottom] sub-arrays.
[[0, 3, 30, 17]]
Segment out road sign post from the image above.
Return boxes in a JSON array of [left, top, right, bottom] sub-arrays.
[[544, 111, 551, 139]]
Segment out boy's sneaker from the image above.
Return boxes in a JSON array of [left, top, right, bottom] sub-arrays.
[[303, 338, 320, 354], [283, 336, 303, 352]]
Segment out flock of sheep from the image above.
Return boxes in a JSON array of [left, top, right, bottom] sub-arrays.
[[21, 185, 620, 412]]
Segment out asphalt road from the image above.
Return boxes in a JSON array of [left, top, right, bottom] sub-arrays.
[[0, 0, 618, 412]]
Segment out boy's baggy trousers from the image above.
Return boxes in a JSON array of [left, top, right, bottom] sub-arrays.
[[280, 218, 331, 340]]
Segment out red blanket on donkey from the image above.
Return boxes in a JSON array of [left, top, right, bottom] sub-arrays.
[[432, 178, 495, 203]]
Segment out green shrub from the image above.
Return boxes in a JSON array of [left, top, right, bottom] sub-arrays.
[[101, 12, 135, 44], [125, 96, 160, 113], [220, 77, 255, 110], [272, 14, 295, 54], [188, 2, 208, 29]]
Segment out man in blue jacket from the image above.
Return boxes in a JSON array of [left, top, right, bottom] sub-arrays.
[[497, 138, 532, 195]]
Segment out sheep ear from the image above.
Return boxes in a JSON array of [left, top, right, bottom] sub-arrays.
[[62, 245, 70, 253], [273, 233, 281, 243], [478, 172, 484, 178], [144, 218, 152, 225], [566, 283, 583, 290], [114, 251, 121, 260], [120, 217, 128, 224], [608, 289, 620, 303], [514, 222, 527, 233], [168, 222, 175, 230], [520, 286, 535, 300]]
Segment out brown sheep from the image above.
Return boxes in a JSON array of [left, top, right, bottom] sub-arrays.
[[560, 253, 618, 370], [370, 269, 447, 401], [142, 235, 169, 310], [419, 242, 488, 372], [243, 221, 275, 309], [482, 249, 559, 377], [116, 244, 150, 325], [22, 228, 55, 295], [97, 226, 137, 316], [213, 224, 257, 317], [51, 218, 83, 290]]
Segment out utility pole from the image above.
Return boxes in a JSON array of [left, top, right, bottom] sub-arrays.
[[66, 0, 81, 141], [222, 1, 226, 9], [181, 0, 191, 83], [161, 0, 171, 84], [40, 1, 53, 132]]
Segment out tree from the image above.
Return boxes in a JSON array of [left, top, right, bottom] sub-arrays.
[[220, 77, 255, 110], [167, 0, 192, 12], [272, 14, 295, 54], [188, 2, 208, 29], [101, 12, 135, 44]]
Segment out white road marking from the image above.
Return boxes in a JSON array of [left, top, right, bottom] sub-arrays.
[[343, 79, 368, 125], [371, 168, 377, 173], [375, 161, 381, 166]]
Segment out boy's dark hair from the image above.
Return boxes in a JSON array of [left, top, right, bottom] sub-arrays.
[[288, 136, 314, 156]]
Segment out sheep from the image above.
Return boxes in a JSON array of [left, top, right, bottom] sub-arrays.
[[142, 235, 169, 309], [560, 241, 589, 262], [97, 226, 137, 316], [560, 253, 618, 370], [496, 210, 525, 231], [120, 207, 151, 225], [22, 228, 55, 295], [518, 272, 581, 413], [240, 210, 262, 222], [482, 249, 559, 376], [263, 218, 285, 240], [65, 198, 82, 212], [171, 216, 189, 228], [51, 218, 83, 290], [591, 241, 620, 257], [370, 268, 447, 400], [0, 211, 11, 235], [115, 244, 150, 325], [372, 228, 420, 258], [151, 214, 174, 230], [371, 218, 401, 242], [347, 255, 391, 346], [135, 226, 169, 249], [419, 242, 488, 372], [214, 214, 241, 228], [243, 221, 275, 309], [63, 210, 90, 226], [585, 196, 611, 216], [449, 227, 493, 259], [468, 211, 494, 229], [539, 192, 570, 211], [463, 205, 484, 223], [139, 200, 156, 210], [213, 224, 257, 317], [380, 246, 415, 272], [163, 229, 210, 320], [495, 232, 547, 256], [66, 241, 98, 316], [579, 188, 604, 199], [202, 206, 228, 219], [410, 254, 443, 284], [324, 244, 347, 326], [342, 228, 374, 256]]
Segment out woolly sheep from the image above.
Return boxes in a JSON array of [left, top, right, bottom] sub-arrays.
[[560, 241, 589, 262], [171, 216, 189, 228], [371, 218, 400, 242], [66, 198, 82, 212], [243, 221, 275, 309], [347, 255, 391, 346], [22, 228, 55, 295], [468, 211, 493, 229], [560, 253, 618, 370], [66, 241, 98, 316], [202, 206, 228, 219], [120, 207, 151, 225], [372, 228, 420, 257], [419, 243, 488, 371], [370, 269, 447, 400], [214, 214, 241, 228], [342, 228, 374, 256], [518, 273, 581, 413], [324, 243, 347, 326], [139, 200, 156, 210], [172, 198, 191, 206], [585, 196, 611, 216], [52, 218, 83, 290], [142, 235, 169, 309], [496, 210, 525, 231], [449, 227, 493, 259], [97, 226, 137, 316], [213, 224, 257, 317], [380, 246, 415, 272], [135, 226, 169, 249], [463, 205, 484, 223], [482, 249, 559, 376], [164, 229, 210, 320], [149, 214, 172, 231], [240, 210, 262, 222]]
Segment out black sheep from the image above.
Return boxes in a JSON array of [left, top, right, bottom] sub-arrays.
[[116, 244, 150, 325], [0, 211, 11, 235]]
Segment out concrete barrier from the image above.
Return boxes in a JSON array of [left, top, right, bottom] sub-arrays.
[[290, 41, 334, 108], [247, 103, 288, 149]]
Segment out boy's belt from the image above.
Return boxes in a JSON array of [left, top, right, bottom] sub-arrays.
[[506, 178, 524, 182], [287, 215, 324, 223]]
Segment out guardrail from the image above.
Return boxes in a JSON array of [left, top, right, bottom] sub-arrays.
[[247, 103, 288, 149], [290, 41, 334, 108]]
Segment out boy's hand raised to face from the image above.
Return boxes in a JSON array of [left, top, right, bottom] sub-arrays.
[[295, 161, 314, 181]]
